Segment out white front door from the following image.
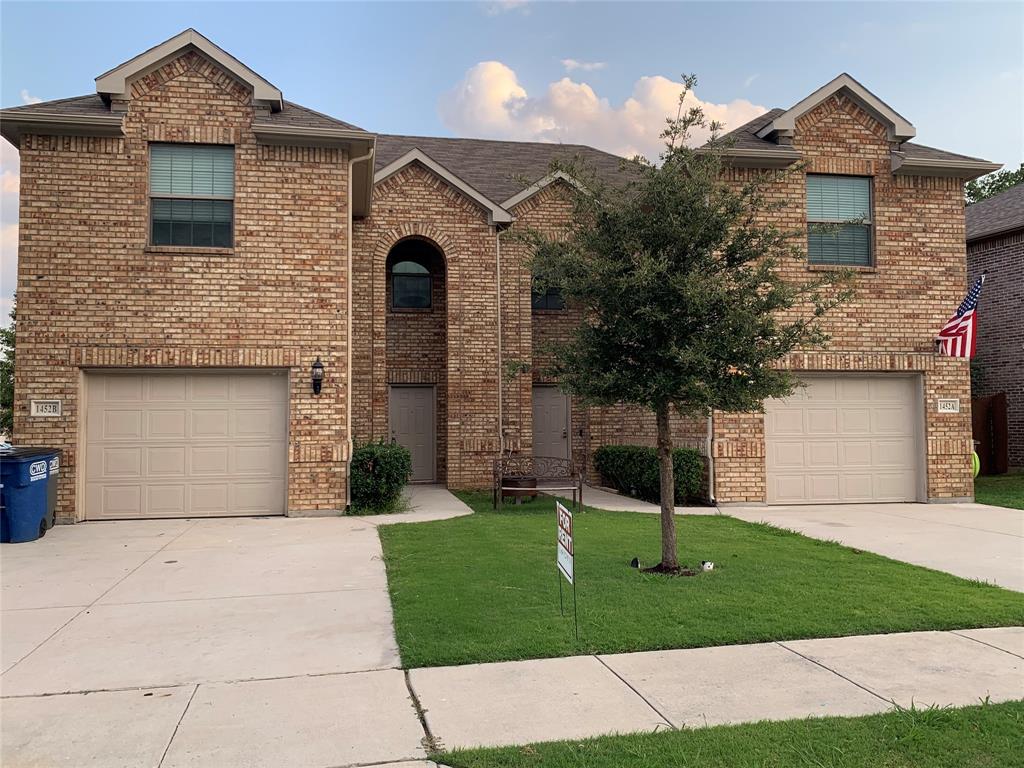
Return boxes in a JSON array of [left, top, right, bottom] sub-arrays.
[[533, 386, 569, 459], [764, 375, 921, 504], [389, 386, 436, 482]]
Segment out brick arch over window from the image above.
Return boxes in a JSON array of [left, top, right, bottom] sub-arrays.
[[372, 224, 457, 267]]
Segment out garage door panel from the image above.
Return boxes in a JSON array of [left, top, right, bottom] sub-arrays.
[[102, 410, 143, 440], [766, 375, 920, 504], [147, 446, 186, 477], [86, 372, 287, 519], [806, 441, 839, 468], [148, 410, 187, 439], [148, 375, 187, 401], [148, 485, 186, 516], [770, 409, 805, 436], [806, 408, 838, 435], [191, 445, 230, 475], [839, 408, 871, 433]]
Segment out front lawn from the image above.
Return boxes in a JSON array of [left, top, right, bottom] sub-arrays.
[[438, 700, 1024, 768], [379, 492, 1024, 668], [975, 472, 1024, 510]]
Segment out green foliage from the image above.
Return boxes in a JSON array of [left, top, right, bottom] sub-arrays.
[[519, 74, 852, 421], [348, 440, 411, 514], [594, 445, 705, 504], [966, 164, 1024, 204], [0, 297, 14, 437]]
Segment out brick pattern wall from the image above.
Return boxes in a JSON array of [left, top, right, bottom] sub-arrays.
[[968, 230, 1024, 467], [352, 163, 501, 488], [14, 51, 351, 521], [712, 94, 974, 502]]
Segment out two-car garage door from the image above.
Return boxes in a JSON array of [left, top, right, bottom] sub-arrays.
[[84, 371, 288, 519], [765, 375, 922, 504]]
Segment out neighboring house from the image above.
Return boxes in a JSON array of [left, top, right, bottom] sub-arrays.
[[966, 184, 1024, 468], [0, 30, 999, 522]]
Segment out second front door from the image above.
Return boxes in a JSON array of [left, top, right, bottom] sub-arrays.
[[389, 385, 436, 482], [533, 386, 569, 459]]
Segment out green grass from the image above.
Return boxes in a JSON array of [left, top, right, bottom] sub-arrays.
[[975, 472, 1024, 510], [437, 700, 1024, 768], [379, 492, 1024, 668]]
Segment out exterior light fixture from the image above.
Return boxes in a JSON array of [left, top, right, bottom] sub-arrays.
[[311, 357, 325, 395]]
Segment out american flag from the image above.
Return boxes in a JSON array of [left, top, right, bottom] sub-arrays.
[[937, 274, 986, 358]]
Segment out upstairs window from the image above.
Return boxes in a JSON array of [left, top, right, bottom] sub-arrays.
[[531, 285, 566, 311], [150, 144, 234, 248], [806, 175, 872, 267], [392, 259, 432, 309]]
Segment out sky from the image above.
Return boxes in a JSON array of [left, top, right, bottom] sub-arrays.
[[2, 0, 1022, 318]]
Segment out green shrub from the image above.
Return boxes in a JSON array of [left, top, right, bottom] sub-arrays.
[[349, 440, 412, 514], [594, 444, 706, 504]]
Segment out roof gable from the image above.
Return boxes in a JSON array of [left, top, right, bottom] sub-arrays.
[[95, 28, 283, 112], [756, 73, 915, 143], [374, 148, 513, 224]]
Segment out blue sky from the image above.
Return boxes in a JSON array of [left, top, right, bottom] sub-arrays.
[[1, 1, 1022, 313]]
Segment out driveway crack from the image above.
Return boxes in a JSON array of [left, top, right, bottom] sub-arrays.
[[157, 683, 199, 768]]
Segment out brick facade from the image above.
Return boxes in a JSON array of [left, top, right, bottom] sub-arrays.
[[968, 230, 1024, 467], [712, 95, 975, 503], [8, 44, 979, 519], [13, 52, 351, 521]]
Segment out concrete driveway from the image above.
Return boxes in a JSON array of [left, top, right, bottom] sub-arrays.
[[0, 515, 434, 768], [727, 502, 1024, 591]]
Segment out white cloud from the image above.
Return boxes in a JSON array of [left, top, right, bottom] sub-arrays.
[[744, 73, 760, 88], [484, 0, 528, 15], [562, 59, 606, 73], [439, 62, 767, 160], [19, 89, 42, 105]]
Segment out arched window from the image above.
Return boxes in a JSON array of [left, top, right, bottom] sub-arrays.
[[392, 258, 432, 309]]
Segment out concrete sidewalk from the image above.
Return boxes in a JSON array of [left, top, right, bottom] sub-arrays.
[[409, 627, 1024, 750]]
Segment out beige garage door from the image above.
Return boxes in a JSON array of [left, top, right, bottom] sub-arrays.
[[765, 375, 921, 504], [85, 371, 288, 519]]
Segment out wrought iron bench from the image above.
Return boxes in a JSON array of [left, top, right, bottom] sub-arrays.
[[493, 455, 583, 511]]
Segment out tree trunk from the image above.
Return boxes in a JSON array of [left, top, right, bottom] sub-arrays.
[[655, 402, 678, 569]]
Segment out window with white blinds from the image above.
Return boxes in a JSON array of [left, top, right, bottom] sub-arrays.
[[150, 144, 234, 248], [806, 174, 872, 266]]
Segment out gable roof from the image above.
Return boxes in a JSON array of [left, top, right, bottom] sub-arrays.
[[756, 73, 915, 142], [96, 28, 283, 111], [966, 183, 1024, 241], [374, 134, 629, 208], [717, 100, 999, 179]]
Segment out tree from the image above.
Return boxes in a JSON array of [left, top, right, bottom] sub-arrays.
[[966, 165, 1024, 205], [0, 296, 14, 438], [522, 76, 850, 572]]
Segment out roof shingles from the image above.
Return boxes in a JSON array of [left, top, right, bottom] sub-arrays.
[[966, 183, 1024, 241]]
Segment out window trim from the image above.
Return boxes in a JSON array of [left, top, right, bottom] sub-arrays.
[[148, 142, 236, 249], [805, 173, 874, 268]]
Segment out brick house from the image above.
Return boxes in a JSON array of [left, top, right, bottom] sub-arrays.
[[0, 30, 1000, 522], [966, 184, 1024, 468]]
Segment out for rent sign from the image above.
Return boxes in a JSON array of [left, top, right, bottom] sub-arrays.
[[556, 501, 574, 584]]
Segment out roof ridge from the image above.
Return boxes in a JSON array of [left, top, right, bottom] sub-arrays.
[[1, 93, 103, 111], [377, 132, 627, 160]]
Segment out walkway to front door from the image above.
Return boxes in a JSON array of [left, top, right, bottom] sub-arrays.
[[533, 386, 569, 458]]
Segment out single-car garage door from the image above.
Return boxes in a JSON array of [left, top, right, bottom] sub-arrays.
[[85, 371, 288, 519], [765, 375, 921, 504]]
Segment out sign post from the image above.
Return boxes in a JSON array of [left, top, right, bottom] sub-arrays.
[[555, 500, 579, 641]]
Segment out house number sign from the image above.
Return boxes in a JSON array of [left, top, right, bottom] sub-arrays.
[[936, 398, 960, 414], [30, 400, 62, 417]]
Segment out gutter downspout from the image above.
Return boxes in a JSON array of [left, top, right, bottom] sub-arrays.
[[706, 413, 716, 506], [496, 225, 505, 456], [346, 143, 375, 510]]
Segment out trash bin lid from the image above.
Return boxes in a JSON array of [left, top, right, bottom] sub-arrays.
[[0, 447, 60, 461]]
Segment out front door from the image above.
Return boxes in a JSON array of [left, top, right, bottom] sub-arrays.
[[389, 386, 436, 482], [533, 386, 569, 459]]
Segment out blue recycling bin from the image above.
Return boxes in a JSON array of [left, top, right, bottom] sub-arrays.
[[1, 448, 60, 543]]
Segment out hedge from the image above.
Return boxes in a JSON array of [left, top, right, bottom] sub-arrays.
[[349, 440, 412, 514], [594, 445, 706, 505]]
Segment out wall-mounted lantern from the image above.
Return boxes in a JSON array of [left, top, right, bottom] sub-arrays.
[[311, 357, 325, 395]]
